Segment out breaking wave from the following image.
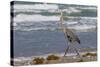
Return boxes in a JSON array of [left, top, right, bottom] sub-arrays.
[[13, 4, 59, 10], [14, 14, 59, 23], [13, 14, 97, 32], [14, 14, 96, 23]]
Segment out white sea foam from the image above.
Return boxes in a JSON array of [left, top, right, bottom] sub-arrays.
[[65, 21, 78, 25], [68, 25, 96, 30], [13, 22, 17, 26], [14, 7, 81, 13], [68, 16, 97, 19], [13, 9, 43, 13], [14, 4, 59, 10], [13, 24, 96, 32], [13, 13, 97, 31], [14, 14, 59, 23], [62, 8, 80, 14], [14, 14, 96, 23]]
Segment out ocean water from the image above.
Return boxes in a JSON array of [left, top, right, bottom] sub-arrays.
[[12, 2, 97, 58], [13, 30, 97, 58]]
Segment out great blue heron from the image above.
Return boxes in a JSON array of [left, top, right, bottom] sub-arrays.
[[59, 11, 81, 59]]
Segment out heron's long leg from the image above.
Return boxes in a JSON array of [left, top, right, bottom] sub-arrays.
[[74, 48, 80, 57], [64, 45, 70, 57], [73, 47, 83, 60]]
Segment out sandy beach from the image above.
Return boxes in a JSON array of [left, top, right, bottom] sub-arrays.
[[12, 51, 97, 66]]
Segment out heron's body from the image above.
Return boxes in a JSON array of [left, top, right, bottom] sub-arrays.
[[60, 12, 80, 44], [64, 28, 80, 44], [59, 11, 81, 59]]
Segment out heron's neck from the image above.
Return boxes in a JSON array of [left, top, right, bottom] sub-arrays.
[[60, 14, 66, 31]]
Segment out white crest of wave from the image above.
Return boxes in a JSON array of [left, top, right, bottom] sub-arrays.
[[64, 21, 78, 25], [14, 14, 59, 22], [13, 9, 43, 13], [69, 25, 96, 30], [14, 4, 58, 10]]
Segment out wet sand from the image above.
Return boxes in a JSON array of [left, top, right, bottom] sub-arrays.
[[12, 51, 97, 66]]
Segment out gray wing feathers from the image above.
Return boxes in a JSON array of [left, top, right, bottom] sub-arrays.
[[64, 28, 80, 44]]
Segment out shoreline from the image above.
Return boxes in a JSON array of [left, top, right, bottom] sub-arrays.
[[14, 48, 97, 59], [12, 51, 97, 66]]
